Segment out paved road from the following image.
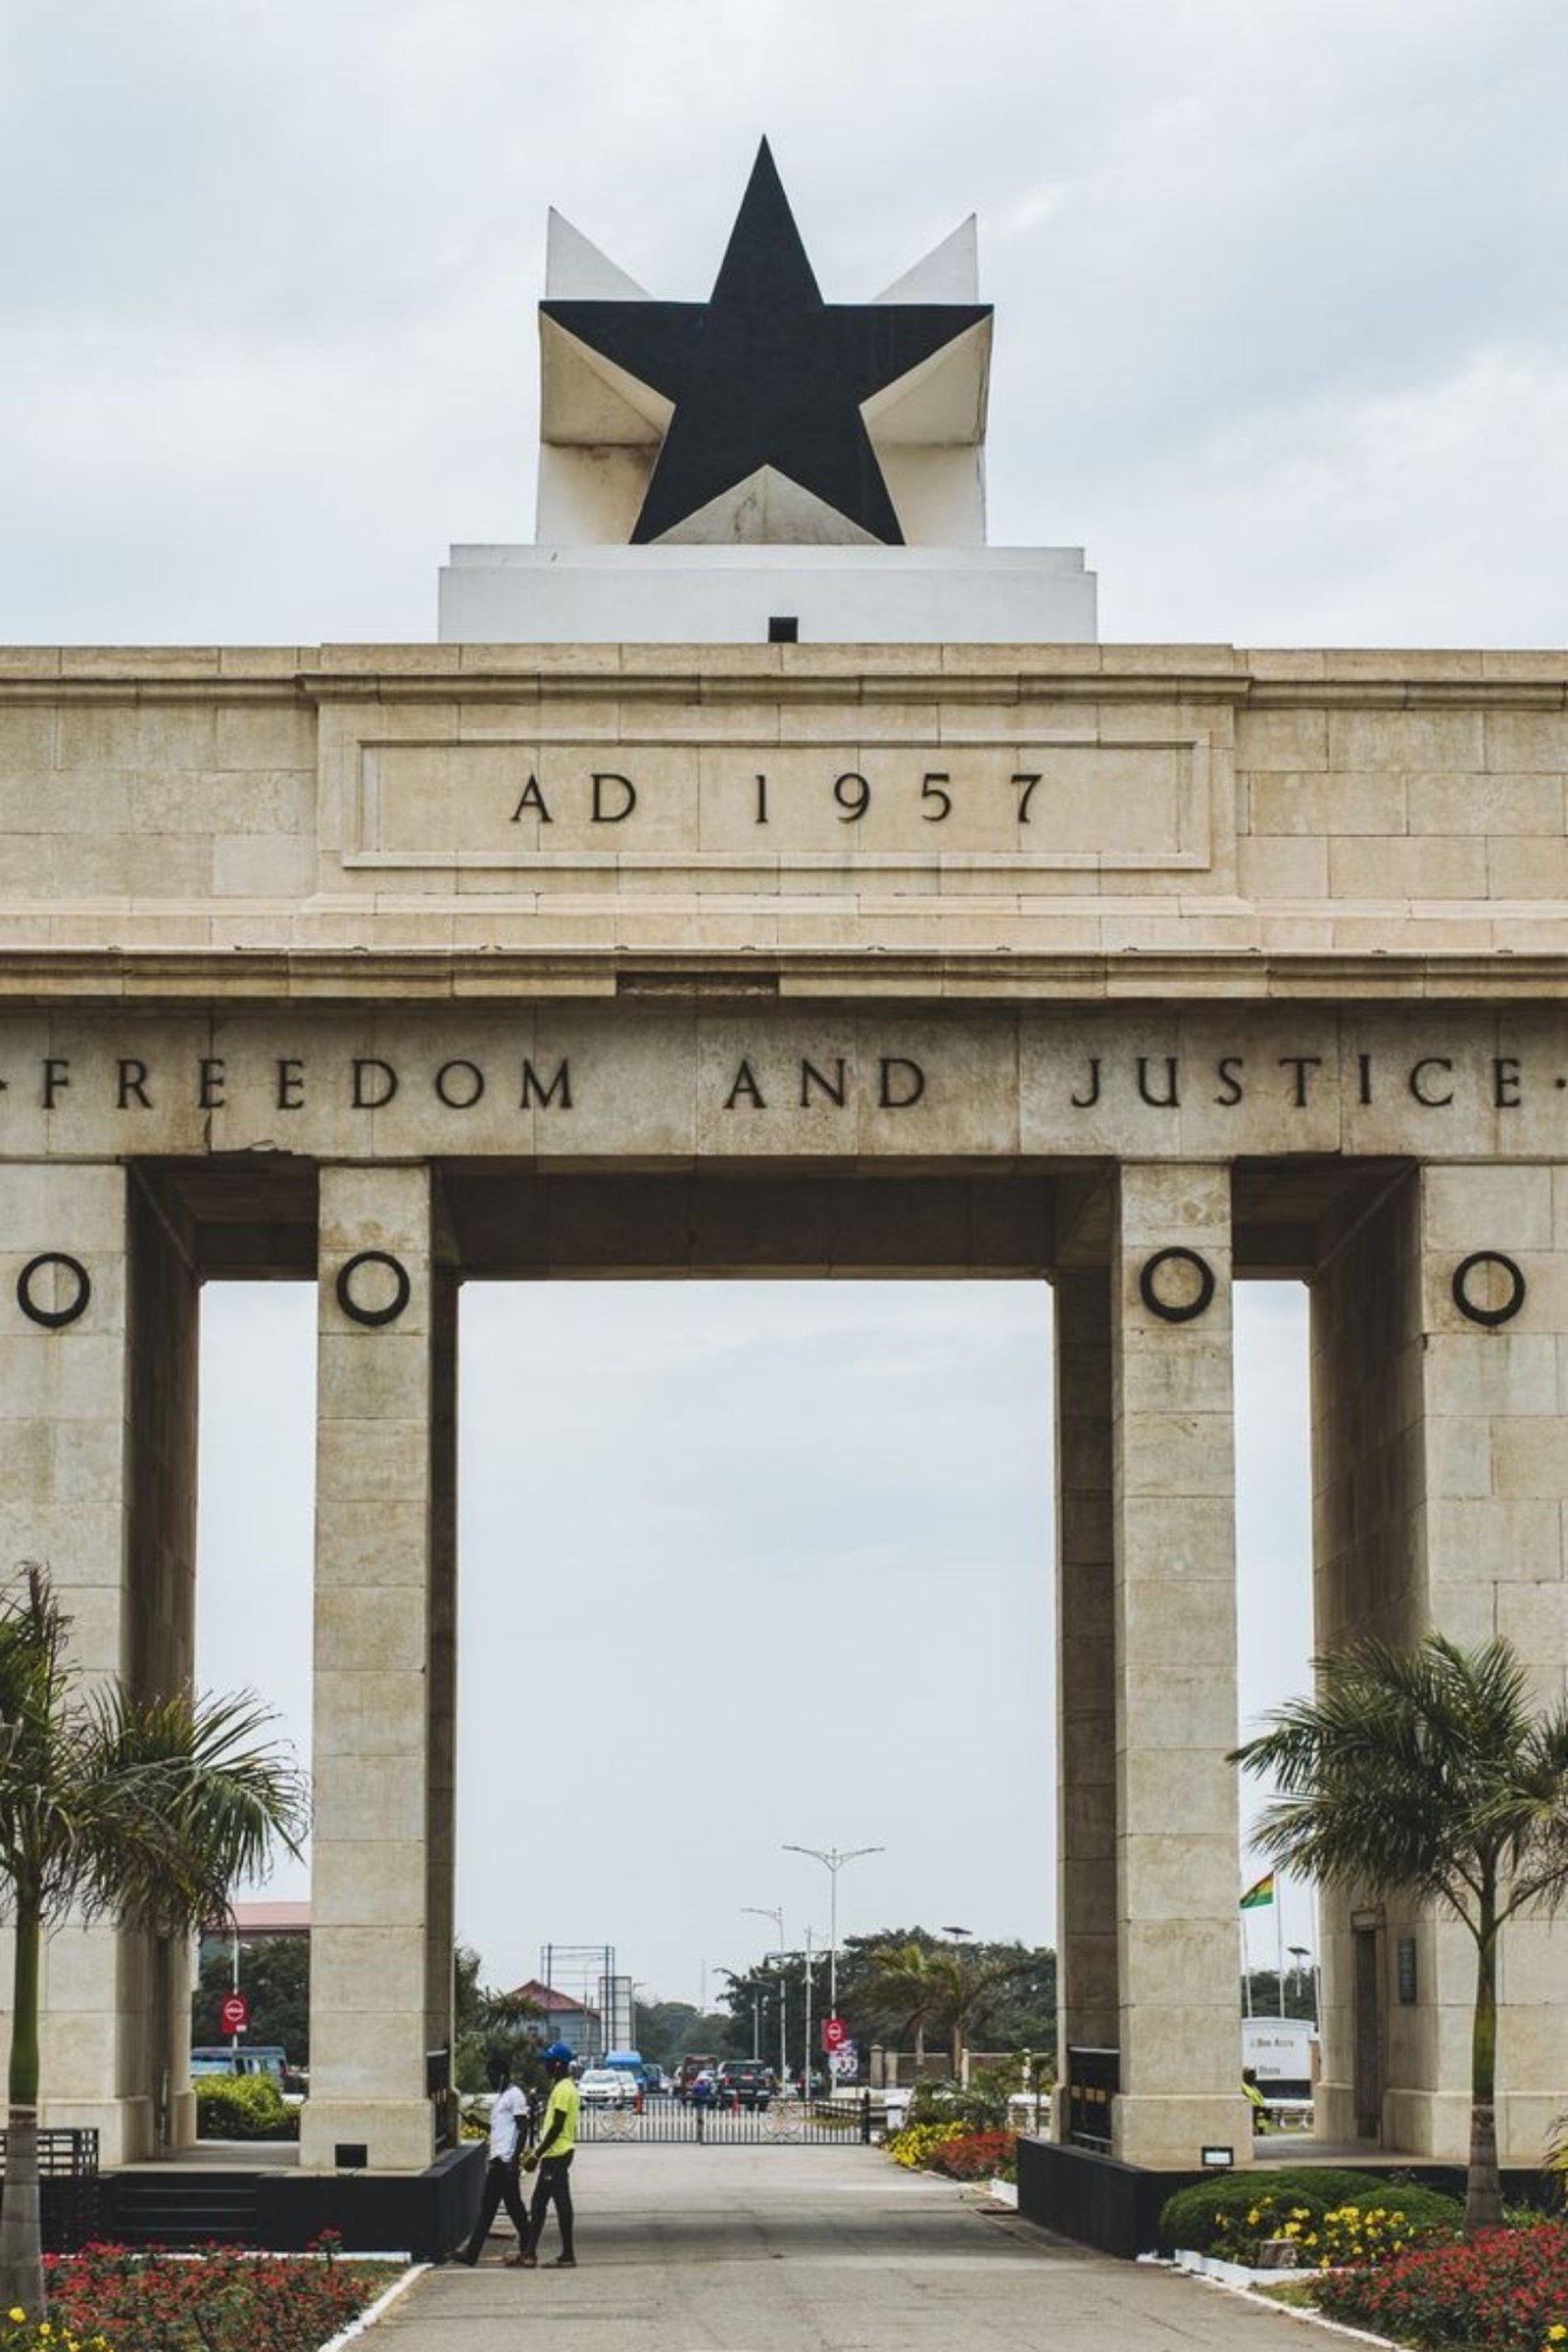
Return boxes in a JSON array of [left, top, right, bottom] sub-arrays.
[[374, 2145, 1335, 2350]]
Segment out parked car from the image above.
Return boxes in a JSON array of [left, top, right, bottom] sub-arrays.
[[676, 2054, 718, 2102], [191, 2044, 308, 2100], [191, 2044, 286, 2082], [578, 2067, 639, 2109], [715, 2060, 775, 2111]]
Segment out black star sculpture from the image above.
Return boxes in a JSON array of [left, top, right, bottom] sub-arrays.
[[541, 140, 991, 546]]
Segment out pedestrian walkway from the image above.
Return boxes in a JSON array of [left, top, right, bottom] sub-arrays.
[[373, 2144, 1338, 2349]]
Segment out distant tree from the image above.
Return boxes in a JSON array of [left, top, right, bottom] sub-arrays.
[[1242, 1965, 1317, 2024], [192, 1934, 309, 2062], [633, 2000, 736, 2068], [859, 1941, 942, 2066], [1234, 1634, 1568, 2235], [453, 1942, 544, 2093], [962, 1942, 1056, 2058], [925, 1945, 1032, 2073], [839, 1927, 1054, 2067]]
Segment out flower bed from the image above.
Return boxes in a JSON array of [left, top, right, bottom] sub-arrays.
[[23, 2239, 398, 2352], [1159, 2167, 1461, 2263], [886, 2121, 967, 2170], [885, 2122, 1018, 2183], [1314, 2218, 1568, 2349]]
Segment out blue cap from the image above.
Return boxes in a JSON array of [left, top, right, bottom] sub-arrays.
[[543, 2041, 573, 2065]]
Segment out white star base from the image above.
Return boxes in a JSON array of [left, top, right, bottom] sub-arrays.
[[437, 543, 1096, 645]]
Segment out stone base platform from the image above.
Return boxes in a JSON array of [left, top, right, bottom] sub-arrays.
[[100, 2142, 482, 2260], [1015, 2137, 1546, 2260], [437, 540, 1097, 642]]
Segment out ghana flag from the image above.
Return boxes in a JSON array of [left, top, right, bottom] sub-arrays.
[[1240, 1871, 1275, 1911]]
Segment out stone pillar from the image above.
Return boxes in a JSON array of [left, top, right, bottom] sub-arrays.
[[1110, 1163, 1250, 2168], [1312, 1164, 1568, 2160], [423, 1271, 459, 2088], [123, 1177, 202, 2156], [0, 1164, 198, 2165], [1308, 1173, 1420, 2145], [301, 1166, 451, 2173], [1053, 1265, 1118, 2132]]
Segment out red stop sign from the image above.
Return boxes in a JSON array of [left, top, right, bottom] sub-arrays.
[[220, 1992, 249, 2034], [821, 2015, 847, 2053]]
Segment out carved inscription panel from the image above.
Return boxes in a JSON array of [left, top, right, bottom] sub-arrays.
[[340, 727, 1221, 883], [0, 1005, 1561, 1162]]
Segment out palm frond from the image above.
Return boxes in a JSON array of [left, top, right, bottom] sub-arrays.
[[0, 1565, 307, 1936], [1232, 1632, 1568, 1935]]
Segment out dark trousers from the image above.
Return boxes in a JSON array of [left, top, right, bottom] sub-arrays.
[[465, 2154, 529, 2261], [527, 2151, 575, 2259]]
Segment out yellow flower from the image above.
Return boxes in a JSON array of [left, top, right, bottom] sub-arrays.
[[7, 2314, 24, 2327], [1548, 2329, 1566, 2345]]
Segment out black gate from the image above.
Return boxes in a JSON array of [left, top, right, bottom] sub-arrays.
[[576, 2094, 874, 2146], [0, 2128, 100, 2250]]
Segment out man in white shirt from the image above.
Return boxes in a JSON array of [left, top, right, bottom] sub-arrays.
[[457, 2055, 533, 2266]]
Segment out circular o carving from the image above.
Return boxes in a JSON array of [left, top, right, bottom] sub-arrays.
[[335, 1250, 412, 1328], [17, 1252, 91, 1331], [1139, 1246, 1217, 1324], [1452, 1250, 1526, 1329]]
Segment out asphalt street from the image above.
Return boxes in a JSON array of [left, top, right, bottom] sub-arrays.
[[373, 2144, 1340, 2349]]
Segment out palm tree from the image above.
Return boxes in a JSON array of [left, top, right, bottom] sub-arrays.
[[0, 1564, 307, 2317], [925, 1945, 1029, 2076], [860, 1940, 941, 2069], [1232, 1634, 1568, 2235]]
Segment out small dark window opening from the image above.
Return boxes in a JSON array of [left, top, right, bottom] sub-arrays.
[[767, 615, 799, 643]]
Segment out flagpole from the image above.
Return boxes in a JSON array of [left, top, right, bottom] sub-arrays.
[[1276, 1881, 1286, 2019], [1241, 1904, 1251, 2018]]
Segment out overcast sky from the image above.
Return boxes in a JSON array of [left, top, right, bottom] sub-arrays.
[[8, 0, 1564, 2005]]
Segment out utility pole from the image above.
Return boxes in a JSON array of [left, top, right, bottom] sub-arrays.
[[803, 1925, 824, 2095], [782, 1842, 884, 2018], [743, 1905, 787, 2083]]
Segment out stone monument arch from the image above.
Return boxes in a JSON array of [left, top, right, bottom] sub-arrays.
[[2, 141, 1566, 2243]]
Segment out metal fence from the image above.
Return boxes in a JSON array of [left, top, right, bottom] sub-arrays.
[[0, 2128, 100, 2250], [575, 2094, 875, 2147]]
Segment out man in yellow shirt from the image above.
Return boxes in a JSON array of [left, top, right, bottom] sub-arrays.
[[519, 2041, 580, 2268]]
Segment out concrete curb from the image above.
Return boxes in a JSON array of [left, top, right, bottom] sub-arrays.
[[1174, 2259, 1396, 2347], [316, 2262, 427, 2352]]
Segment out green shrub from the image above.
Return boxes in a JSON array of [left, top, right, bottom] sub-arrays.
[[195, 2072, 299, 2141], [1159, 2167, 1461, 2256], [906, 2078, 1011, 2133]]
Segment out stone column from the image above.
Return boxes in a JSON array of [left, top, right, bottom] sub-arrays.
[[1308, 1172, 1420, 2144], [1110, 1163, 1250, 2168], [1312, 1164, 1568, 2160], [423, 1271, 459, 2089], [1053, 1265, 1119, 2131], [0, 1164, 198, 2165], [123, 1177, 202, 2156], [301, 1166, 451, 2173]]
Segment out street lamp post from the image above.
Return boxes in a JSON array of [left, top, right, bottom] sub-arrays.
[[744, 1905, 788, 2085], [782, 1842, 884, 2021], [1287, 1944, 1311, 2023], [801, 1925, 825, 2096]]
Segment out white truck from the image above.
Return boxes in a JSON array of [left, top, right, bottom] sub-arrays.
[[1244, 2017, 1317, 2129]]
